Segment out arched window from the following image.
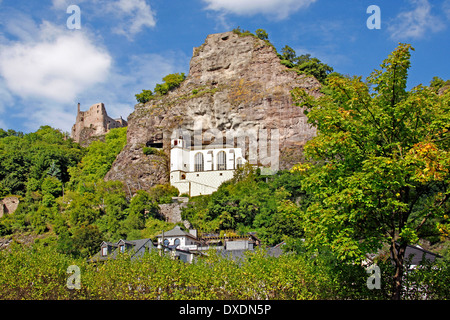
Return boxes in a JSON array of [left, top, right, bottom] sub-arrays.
[[217, 151, 226, 170], [194, 153, 204, 172], [163, 239, 169, 246], [236, 157, 243, 169], [174, 238, 180, 247]]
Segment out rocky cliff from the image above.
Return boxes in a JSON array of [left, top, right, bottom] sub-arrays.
[[105, 31, 321, 192]]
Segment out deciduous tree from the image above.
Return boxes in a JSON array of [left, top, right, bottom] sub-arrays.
[[292, 43, 450, 300]]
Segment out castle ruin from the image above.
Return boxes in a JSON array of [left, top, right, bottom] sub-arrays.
[[71, 102, 127, 144]]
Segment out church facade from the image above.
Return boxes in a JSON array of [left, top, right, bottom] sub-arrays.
[[169, 135, 246, 197]]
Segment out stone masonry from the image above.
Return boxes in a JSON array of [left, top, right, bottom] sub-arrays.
[[71, 102, 128, 145]]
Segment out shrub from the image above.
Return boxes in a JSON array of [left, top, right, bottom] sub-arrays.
[[280, 59, 294, 68], [135, 89, 154, 103], [142, 147, 157, 155]]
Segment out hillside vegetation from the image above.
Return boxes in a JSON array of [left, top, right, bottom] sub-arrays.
[[0, 42, 449, 300]]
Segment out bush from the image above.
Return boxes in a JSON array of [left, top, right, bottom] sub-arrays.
[[148, 184, 179, 204], [135, 89, 153, 103], [154, 73, 186, 96], [142, 147, 157, 155], [255, 29, 269, 40], [154, 83, 169, 95], [162, 73, 186, 90], [280, 59, 294, 68]]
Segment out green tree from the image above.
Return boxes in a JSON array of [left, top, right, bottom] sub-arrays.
[[296, 57, 333, 84], [279, 46, 333, 84], [154, 73, 186, 95], [128, 190, 159, 218], [292, 43, 450, 299], [255, 28, 269, 40], [281, 45, 297, 62], [41, 176, 62, 198], [429, 76, 450, 94], [135, 89, 153, 103], [163, 72, 186, 90], [148, 184, 179, 204], [67, 127, 126, 190]]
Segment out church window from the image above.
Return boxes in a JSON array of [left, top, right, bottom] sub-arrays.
[[217, 151, 226, 170], [194, 153, 204, 172]]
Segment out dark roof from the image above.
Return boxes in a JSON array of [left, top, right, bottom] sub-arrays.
[[101, 241, 118, 247], [217, 249, 249, 261], [367, 243, 442, 266], [266, 242, 285, 258], [156, 226, 197, 240], [90, 238, 155, 262], [403, 244, 441, 265]]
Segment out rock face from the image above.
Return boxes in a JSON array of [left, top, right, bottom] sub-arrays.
[[0, 196, 19, 218], [158, 197, 189, 224], [105, 31, 321, 192]]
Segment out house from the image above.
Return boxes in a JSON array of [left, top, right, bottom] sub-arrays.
[[90, 226, 283, 264], [155, 226, 203, 251], [90, 238, 155, 262], [169, 133, 246, 197], [155, 226, 203, 263]]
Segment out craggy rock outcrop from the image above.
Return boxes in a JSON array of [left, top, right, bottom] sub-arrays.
[[105, 31, 321, 192]]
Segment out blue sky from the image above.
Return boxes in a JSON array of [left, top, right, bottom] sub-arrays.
[[0, 0, 449, 133]]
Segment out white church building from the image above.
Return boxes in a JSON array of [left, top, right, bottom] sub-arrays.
[[169, 134, 246, 197]]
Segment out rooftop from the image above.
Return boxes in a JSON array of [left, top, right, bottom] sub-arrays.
[[156, 226, 197, 240]]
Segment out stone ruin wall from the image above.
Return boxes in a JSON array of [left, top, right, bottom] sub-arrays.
[[71, 102, 128, 144]]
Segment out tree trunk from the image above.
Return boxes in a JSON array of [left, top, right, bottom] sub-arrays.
[[390, 241, 407, 300]]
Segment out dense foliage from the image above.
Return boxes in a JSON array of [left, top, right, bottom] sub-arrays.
[[0, 127, 179, 259], [181, 163, 306, 246], [291, 43, 450, 299], [0, 242, 448, 300], [0, 126, 82, 197]]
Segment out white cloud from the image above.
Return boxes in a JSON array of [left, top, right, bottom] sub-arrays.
[[0, 21, 112, 103], [0, 19, 112, 132], [388, 0, 446, 40], [443, 0, 450, 19], [202, 0, 317, 20], [106, 0, 156, 38]]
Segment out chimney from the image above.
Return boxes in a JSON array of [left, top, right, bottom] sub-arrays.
[[189, 229, 197, 239]]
